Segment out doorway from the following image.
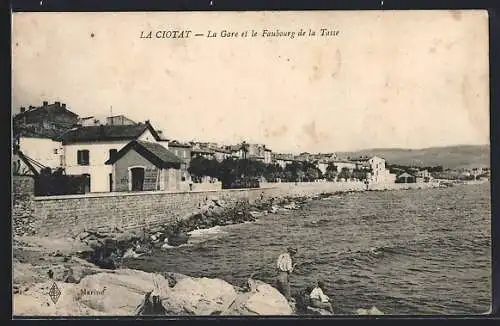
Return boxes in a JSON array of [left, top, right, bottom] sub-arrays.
[[130, 167, 145, 191], [109, 173, 113, 192], [83, 174, 91, 193]]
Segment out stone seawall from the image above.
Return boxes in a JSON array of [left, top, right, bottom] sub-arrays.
[[13, 175, 35, 196], [20, 181, 442, 237], [29, 182, 366, 237]]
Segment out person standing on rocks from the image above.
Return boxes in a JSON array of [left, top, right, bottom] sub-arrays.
[[276, 247, 298, 302]]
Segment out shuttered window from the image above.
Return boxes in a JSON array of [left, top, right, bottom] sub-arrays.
[[77, 150, 89, 165]]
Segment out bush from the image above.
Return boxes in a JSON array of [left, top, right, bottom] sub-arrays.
[[35, 169, 89, 196]]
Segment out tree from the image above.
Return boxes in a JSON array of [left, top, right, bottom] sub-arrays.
[[352, 168, 367, 181], [188, 156, 219, 181], [325, 163, 338, 181], [303, 161, 322, 181], [338, 167, 352, 181]]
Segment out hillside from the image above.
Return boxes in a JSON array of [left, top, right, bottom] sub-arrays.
[[337, 145, 490, 170]]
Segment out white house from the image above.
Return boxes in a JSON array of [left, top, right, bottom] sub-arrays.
[[366, 156, 396, 184], [263, 147, 273, 164], [332, 160, 357, 172], [17, 136, 64, 171], [61, 121, 163, 193], [273, 153, 295, 169]]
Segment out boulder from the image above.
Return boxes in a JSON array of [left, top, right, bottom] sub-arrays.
[[227, 280, 293, 315], [305, 306, 333, 315], [355, 306, 384, 315], [76, 269, 170, 315], [162, 276, 237, 315], [13, 281, 104, 316]]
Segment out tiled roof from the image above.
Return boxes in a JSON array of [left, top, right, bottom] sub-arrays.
[[16, 127, 61, 140], [105, 140, 182, 168], [137, 141, 183, 165], [213, 148, 232, 154], [349, 156, 371, 162], [192, 147, 215, 154], [169, 140, 191, 148], [274, 154, 294, 160], [397, 172, 415, 178], [14, 103, 79, 119], [62, 122, 160, 144]]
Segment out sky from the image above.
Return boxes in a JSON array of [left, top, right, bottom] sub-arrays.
[[12, 10, 489, 153]]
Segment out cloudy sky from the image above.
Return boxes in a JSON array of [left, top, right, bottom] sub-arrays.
[[12, 10, 489, 153]]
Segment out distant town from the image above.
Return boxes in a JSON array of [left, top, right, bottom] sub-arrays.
[[12, 101, 490, 196]]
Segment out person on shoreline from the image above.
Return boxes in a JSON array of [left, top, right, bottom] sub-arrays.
[[276, 247, 298, 302], [309, 280, 334, 313]]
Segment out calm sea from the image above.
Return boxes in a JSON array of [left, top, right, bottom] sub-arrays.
[[124, 183, 491, 315]]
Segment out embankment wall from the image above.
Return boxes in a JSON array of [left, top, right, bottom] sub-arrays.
[[13, 177, 439, 237], [28, 181, 366, 237], [13, 175, 35, 196]]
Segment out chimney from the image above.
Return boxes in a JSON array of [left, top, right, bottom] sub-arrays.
[[29, 105, 34, 110], [61, 103, 66, 109], [43, 101, 48, 106], [20, 107, 26, 113], [55, 101, 60, 106], [99, 124, 105, 137]]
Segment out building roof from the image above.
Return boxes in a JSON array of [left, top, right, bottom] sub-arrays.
[[192, 147, 215, 154], [248, 154, 265, 159], [397, 172, 415, 178], [15, 126, 61, 140], [349, 156, 371, 162], [61, 121, 161, 144], [14, 102, 79, 120], [213, 148, 232, 154], [274, 153, 294, 160], [105, 140, 182, 169], [169, 140, 192, 148]]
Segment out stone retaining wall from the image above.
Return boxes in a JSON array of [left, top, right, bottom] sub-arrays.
[[28, 182, 366, 237], [16, 180, 438, 237], [13, 175, 35, 196]]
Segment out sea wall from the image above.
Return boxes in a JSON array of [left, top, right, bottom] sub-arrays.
[[16, 180, 440, 237], [27, 181, 364, 237]]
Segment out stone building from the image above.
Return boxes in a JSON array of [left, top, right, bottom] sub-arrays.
[[105, 140, 183, 192]]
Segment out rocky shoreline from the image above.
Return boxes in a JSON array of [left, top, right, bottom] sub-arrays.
[[72, 193, 337, 270], [13, 190, 385, 316]]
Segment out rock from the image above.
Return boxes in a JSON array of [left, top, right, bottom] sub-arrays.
[[355, 306, 384, 315], [13, 282, 104, 316], [305, 306, 333, 315], [76, 269, 170, 315], [162, 276, 237, 315], [122, 248, 142, 259], [227, 280, 293, 315], [115, 231, 140, 245]]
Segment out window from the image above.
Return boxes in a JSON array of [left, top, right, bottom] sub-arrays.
[[174, 149, 178, 156], [183, 151, 187, 158], [77, 150, 89, 165], [109, 149, 118, 160]]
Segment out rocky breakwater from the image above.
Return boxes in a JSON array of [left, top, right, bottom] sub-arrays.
[[73, 195, 319, 269]]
